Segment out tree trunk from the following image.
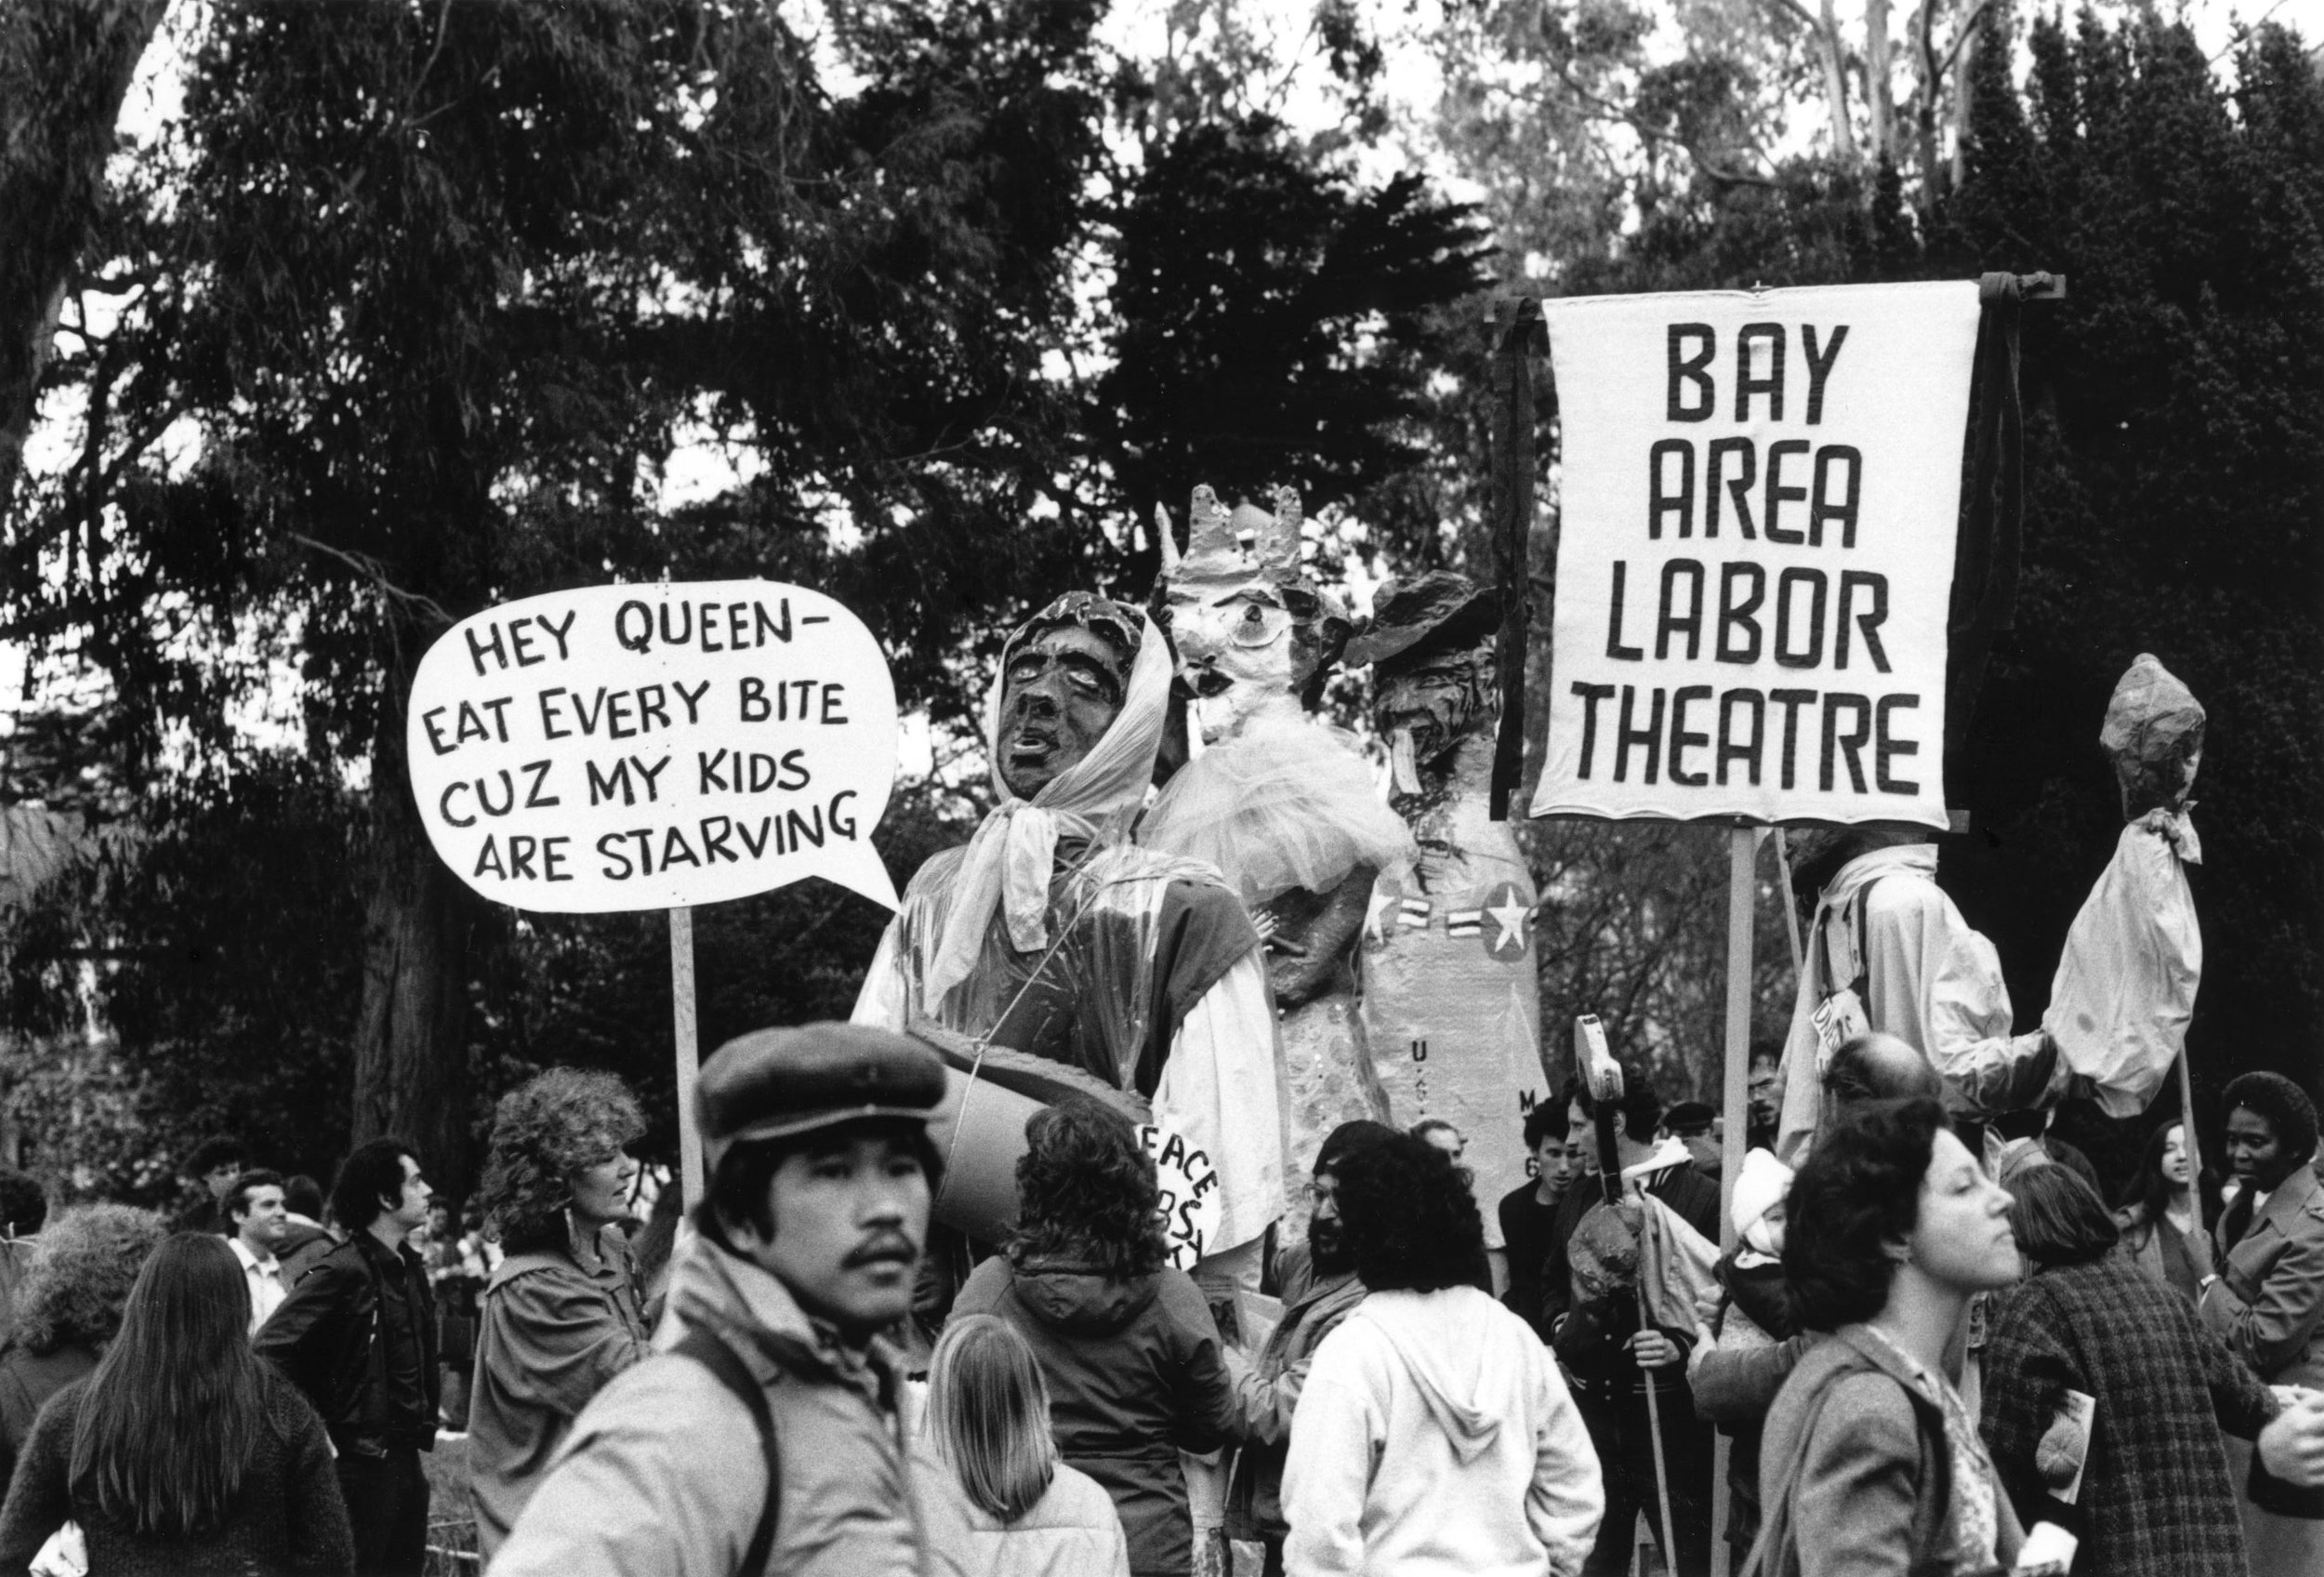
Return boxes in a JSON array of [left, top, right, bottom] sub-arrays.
[[1865, 0, 1895, 166], [352, 709, 475, 1206], [1916, 0, 1944, 214], [0, 0, 167, 509], [1951, 16, 1974, 192], [1817, 0, 1858, 163]]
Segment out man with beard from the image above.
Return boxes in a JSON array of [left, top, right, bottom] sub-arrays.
[[853, 591, 1284, 1277], [1221, 1120, 1397, 1577]]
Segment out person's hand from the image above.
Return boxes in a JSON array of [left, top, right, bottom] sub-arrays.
[[1629, 1329, 1682, 1368], [2258, 1393, 2324, 1487]]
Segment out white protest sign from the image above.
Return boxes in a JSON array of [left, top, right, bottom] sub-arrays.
[[1529, 281, 1980, 827], [406, 581, 900, 913]]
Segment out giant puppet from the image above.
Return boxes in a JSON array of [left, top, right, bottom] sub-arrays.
[[1773, 654, 2207, 1159], [852, 591, 1286, 1268], [1347, 571, 1548, 1254], [1139, 485, 1413, 1217]]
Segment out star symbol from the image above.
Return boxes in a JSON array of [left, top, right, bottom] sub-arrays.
[[1364, 884, 1397, 947], [1486, 888, 1531, 955]]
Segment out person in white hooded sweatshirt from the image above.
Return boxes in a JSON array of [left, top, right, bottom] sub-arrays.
[[1281, 1131, 1603, 1577]]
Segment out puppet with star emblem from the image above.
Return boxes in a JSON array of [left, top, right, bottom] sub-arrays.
[[1139, 485, 1415, 1230], [1349, 572, 1549, 1269]]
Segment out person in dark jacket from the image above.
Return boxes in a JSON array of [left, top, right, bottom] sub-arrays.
[[1498, 1095, 1578, 1338], [466, 1068, 653, 1559], [1222, 1120, 1397, 1575], [275, 1175, 340, 1289], [0, 1203, 165, 1488], [0, 1233, 353, 1577], [953, 1096, 1241, 1577], [1552, 1066, 1719, 1577], [172, 1135, 248, 1236], [1982, 1166, 2278, 1577], [256, 1137, 437, 1577]]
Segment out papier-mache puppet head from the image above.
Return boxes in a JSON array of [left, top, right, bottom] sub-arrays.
[[994, 591, 1147, 800], [2100, 653, 2203, 820], [1152, 484, 1351, 745], [1345, 571, 1501, 798]]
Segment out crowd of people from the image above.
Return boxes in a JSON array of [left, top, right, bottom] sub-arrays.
[[0, 1021, 2310, 1576]]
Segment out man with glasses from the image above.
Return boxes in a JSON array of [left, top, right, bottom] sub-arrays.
[[1221, 1120, 1399, 1577]]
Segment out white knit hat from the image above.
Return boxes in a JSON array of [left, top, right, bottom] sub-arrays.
[[1731, 1147, 1794, 1259]]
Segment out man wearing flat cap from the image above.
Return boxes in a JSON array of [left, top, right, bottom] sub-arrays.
[[852, 590, 1287, 1278], [495, 1024, 971, 1577]]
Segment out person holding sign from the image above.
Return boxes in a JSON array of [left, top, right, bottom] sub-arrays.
[[852, 591, 1285, 1276]]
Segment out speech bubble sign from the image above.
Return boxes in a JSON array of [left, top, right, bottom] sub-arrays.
[[405, 581, 899, 914]]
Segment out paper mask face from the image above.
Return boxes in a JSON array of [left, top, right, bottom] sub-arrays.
[[405, 580, 900, 913]]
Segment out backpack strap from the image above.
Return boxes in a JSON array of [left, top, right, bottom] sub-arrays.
[[673, 1326, 784, 1577]]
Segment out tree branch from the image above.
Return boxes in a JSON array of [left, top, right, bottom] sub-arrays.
[[286, 534, 455, 629]]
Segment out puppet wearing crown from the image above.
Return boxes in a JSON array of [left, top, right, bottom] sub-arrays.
[[1140, 486, 1413, 1224]]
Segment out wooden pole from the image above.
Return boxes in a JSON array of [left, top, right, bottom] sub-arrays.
[[670, 907, 703, 1210], [2176, 1047, 2203, 1201], [1710, 823, 1758, 1577]]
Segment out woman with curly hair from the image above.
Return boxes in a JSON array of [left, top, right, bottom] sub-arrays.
[[952, 1097, 1240, 1577], [1752, 1098, 2034, 1577], [467, 1067, 651, 1559], [1280, 1131, 1602, 1577], [0, 1203, 165, 1486]]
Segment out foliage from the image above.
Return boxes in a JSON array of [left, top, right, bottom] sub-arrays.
[[1, 0, 1499, 1198], [1930, 14, 2324, 1120]]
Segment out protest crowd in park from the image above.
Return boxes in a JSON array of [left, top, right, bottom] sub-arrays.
[[6, 3, 2324, 1577]]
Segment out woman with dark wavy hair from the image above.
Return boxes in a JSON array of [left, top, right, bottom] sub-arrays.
[[1753, 1098, 2033, 1576], [0, 1233, 352, 1574], [2115, 1120, 2221, 1305], [952, 1097, 1240, 1577], [0, 1204, 165, 1487], [1280, 1131, 1602, 1576], [467, 1067, 652, 1559]]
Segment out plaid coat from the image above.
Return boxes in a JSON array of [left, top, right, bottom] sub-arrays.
[[1982, 1253, 2278, 1577]]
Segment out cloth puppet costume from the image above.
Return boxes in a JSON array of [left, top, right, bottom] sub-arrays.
[[1772, 826, 2065, 1162], [1140, 485, 1412, 1230], [1346, 572, 1547, 1252], [2040, 654, 2204, 1117], [852, 591, 1287, 1263]]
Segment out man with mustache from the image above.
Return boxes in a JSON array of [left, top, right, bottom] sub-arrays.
[[853, 591, 1286, 1281], [1221, 1120, 1398, 1577], [493, 1025, 972, 1577]]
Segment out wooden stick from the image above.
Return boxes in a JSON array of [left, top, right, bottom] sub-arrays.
[[1710, 823, 1758, 1577], [670, 907, 703, 1211], [2176, 1046, 2203, 1200], [1640, 1275, 1684, 1576]]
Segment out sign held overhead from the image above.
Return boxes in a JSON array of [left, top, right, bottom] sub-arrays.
[[407, 580, 901, 913], [1529, 281, 1981, 827]]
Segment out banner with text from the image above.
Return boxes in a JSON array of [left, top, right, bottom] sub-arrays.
[[406, 581, 900, 913], [1528, 280, 1980, 827]]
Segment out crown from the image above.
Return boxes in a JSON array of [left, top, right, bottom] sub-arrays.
[[1155, 484, 1304, 583]]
